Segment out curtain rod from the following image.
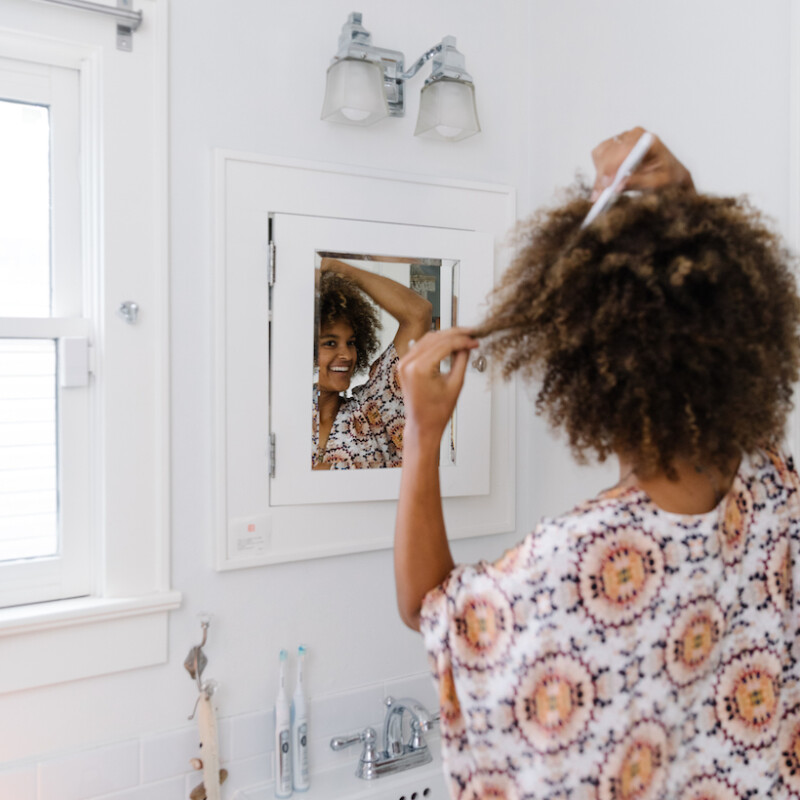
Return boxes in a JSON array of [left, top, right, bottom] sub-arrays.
[[35, 0, 142, 31]]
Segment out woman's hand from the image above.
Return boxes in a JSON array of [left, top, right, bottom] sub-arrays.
[[394, 328, 477, 631], [590, 127, 694, 201], [319, 256, 344, 273], [398, 328, 479, 442]]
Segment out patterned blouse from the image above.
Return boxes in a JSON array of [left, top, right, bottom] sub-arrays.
[[421, 447, 800, 800], [312, 343, 405, 469]]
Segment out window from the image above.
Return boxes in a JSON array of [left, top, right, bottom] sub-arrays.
[[0, 57, 90, 607], [0, 2, 179, 694]]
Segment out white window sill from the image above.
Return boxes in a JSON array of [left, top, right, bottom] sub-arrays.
[[0, 591, 182, 694]]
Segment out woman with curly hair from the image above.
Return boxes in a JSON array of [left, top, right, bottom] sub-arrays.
[[394, 130, 800, 797], [314, 257, 431, 469]]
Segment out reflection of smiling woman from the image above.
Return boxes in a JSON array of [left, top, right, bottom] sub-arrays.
[[313, 257, 431, 470]]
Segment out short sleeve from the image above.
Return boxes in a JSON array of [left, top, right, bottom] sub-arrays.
[[762, 443, 800, 493], [419, 533, 540, 760], [352, 343, 402, 407], [343, 344, 405, 466]]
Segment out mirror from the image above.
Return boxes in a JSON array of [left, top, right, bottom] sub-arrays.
[[313, 251, 459, 470], [217, 161, 511, 566], [267, 212, 492, 508]]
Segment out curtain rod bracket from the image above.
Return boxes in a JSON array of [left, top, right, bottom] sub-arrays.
[[34, 0, 143, 52]]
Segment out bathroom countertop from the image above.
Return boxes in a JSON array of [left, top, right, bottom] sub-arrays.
[[233, 744, 445, 800]]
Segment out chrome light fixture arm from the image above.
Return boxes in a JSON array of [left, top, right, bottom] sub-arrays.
[[403, 36, 473, 86], [400, 43, 442, 82]]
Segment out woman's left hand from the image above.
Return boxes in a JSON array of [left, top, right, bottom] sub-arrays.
[[590, 127, 694, 201], [397, 328, 479, 442]]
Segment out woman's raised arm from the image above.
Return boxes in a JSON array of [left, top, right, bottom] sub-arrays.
[[394, 328, 479, 630], [320, 257, 432, 358]]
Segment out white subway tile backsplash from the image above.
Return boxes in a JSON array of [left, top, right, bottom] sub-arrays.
[[89, 775, 184, 800], [38, 740, 139, 800], [185, 770, 206, 799], [214, 753, 270, 793], [28, 672, 438, 799], [383, 672, 438, 711], [230, 710, 272, 762], [0, 764, 36, 800], [311, 684, 385, 741], [140, 726, 198, 784], [218, 717, 234, 763], [140, 718, 232, 785], [308, 731, 359, 775]]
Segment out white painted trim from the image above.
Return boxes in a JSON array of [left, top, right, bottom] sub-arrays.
[[213, 149, 229, 572], [215, 516, 516, 572], [0, 317, 91, 337], [790, 1, 800, 459], [0, 591, 181, 695], [0, 596, 180, 695], [0, 0, 177, 689], [0, 26, 95, 68], [152, 0, 172, 593], [213, 150, 517, 571], [213, 148, 517, 200], [0, 590, 182, 637]]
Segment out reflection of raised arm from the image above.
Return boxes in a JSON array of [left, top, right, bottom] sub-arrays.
[[320, 258, 432, 358]]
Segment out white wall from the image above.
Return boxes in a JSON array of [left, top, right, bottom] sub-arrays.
[[0, 0, 529, 768], [1, 0, 796, 793], [169, 0, 528, 729], [519, 0, 795, 529]]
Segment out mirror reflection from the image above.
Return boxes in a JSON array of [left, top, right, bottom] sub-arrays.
[[313, 252, 459, 470]]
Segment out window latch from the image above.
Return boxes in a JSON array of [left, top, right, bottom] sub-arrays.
[[59, 337, 90, 388]]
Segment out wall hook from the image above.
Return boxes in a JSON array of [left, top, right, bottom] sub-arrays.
[[184, 614, 212, 698]]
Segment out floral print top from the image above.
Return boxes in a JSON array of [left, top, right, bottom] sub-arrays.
[[312, 343, 405, 469], [421, 447, 800, 800]]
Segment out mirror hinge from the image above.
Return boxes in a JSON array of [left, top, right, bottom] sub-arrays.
[[268, 240, 276, 286], [269, 432, 276, 478]]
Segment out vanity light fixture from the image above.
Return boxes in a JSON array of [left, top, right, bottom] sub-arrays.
[[321, 12, 481, 142]]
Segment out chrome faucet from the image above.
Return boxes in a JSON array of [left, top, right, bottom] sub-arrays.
[[330, 696, 439, 780]]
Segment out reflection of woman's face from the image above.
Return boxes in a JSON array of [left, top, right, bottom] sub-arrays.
[[318, 319, 357, 393]]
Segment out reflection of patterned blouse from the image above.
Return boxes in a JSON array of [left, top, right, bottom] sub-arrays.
[[421, 447, 800, 800], [312, 344, 404, 469]]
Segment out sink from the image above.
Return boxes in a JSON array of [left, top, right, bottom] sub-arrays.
[[335, 767, 445, 800], [233, 743, 446, 800]]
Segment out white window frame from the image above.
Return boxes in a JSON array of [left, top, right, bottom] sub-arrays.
[[0, 1, 179, 694], [0, 56, 92, 607]]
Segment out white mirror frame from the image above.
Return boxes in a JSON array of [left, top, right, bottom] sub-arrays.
[[213, 151, 516, 569], [270, 214, 493, 505]]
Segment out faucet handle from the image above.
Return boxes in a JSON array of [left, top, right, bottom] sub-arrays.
[[330, 732, 361, 751], [409, 719, 425, 750], [330, 726, 378, 764]]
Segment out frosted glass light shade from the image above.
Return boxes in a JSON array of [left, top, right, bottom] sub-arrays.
[[414, 79, 480, 142], [321, 58, 389, 126]]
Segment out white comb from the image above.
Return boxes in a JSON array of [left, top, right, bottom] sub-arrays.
[[581, 131, 655, 229]]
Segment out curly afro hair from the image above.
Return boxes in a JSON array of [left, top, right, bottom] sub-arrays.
[[475, 185, 800, 478], [317, 270, 382, 375]]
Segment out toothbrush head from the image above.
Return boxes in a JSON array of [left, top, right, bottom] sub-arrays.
[[298, 644, 307, 656], [279, 649, 288, 662]]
